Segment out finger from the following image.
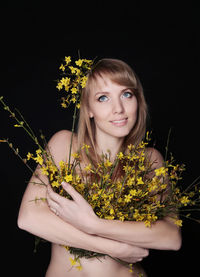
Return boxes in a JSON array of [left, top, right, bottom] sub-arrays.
[[61, 182, 82, 202], [131, 246, 149, 258], [47, 184, 64, 204], [49, 206, 59, 216], [141, 248, 149, 258], [47, 197, 60, 216], [46, 191, 60, 210]]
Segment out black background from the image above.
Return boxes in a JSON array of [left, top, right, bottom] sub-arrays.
[[1, 1, 199, 276]]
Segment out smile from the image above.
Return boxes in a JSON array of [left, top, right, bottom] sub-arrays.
[[110, 118, 128, 126]]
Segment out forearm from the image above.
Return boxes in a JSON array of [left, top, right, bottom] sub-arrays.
[[17, 177, 122, 256], [18, 201, 130, 257], [89, 217, 182, 251]]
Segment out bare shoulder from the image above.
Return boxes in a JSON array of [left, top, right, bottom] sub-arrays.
[[47, 130, 77, 165], [146, 147, 164, 169], [48, 129, 72, 147]]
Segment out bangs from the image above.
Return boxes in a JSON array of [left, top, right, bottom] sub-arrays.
[[87, 59, 138, 91]]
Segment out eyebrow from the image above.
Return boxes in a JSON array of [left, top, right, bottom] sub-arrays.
[[95, 91, 110, 96], [95, 88, 132, 97]]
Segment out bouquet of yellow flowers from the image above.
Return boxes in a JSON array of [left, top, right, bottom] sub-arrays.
[[1, 55, 200, 271]]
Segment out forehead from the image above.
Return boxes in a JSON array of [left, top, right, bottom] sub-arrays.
[[89, 75, 127, 93]]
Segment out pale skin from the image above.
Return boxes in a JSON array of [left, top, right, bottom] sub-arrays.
[[18, 77, 182, 276]]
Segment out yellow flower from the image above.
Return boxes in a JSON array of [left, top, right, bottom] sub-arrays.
[[65, 56, 71, 65], [130, 189, 137, 196], [59, 160, 66, 170], [75, 68, 81, 76], [61, 102, 67, 108], [71, 96, 77, 103], [128, 144, 135, 151], [69, 66, 77, 73], [174, 188, 180, 194], [103, 174, 110, 181], [71, 87, 78, 94], [76, 265, 82, 271], [59, 64, 65, 71], [155, 167, 168, 177], [160, 184, 167, 190], [117, 197, 123, 203], [92, 194, 98, 201], [124, 194, 132, 203], [60, 77, 71, 87], [64, 174, 73, 183], [14, 120, 24, 128], [104, 159, 112, 167], [137, 177, 144, 185], [104, 215, 115, 220], [80, 76, 88, 88], [48, 163, 58, 174], [69, 257, 77, 266], [40, 166, 49, 176], [33, 150, 43, 165], [117, 152, 124, 159], [36, 149, 42, 155], [27, 152, 33, 160], [77, 183, 85, 191], [34, 156, 43, 165], [56, 82, 63, 90], [129, 264, 133, 273], [180, 196, 190, 206], [144, 220, 151, 227], [174, 219, 182, 227], [72, 152, 80, 159], [123, 165, 132, 173], [84, 164, 92, 172], [81, 144, 90, 150], [139, 165, 145, 171], [64, 85, 70, 92], [119, 215, 125, 221], [110, 208, 115, 215], [75, 59, 83, 67], [51, 181, 60, 188]]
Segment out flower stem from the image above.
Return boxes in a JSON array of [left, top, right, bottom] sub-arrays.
[[68, 104, 77, 171]]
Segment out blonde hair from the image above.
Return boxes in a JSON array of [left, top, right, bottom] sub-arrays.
[[77, 58, 148, 162]]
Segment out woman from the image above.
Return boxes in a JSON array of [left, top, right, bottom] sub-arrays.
[[17, 59, 182, 276]]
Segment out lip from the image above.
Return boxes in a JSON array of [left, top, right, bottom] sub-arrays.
[[110, 118, 128, 127]]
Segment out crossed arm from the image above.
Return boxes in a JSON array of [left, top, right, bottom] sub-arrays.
[[17, 130, 181, 264], [46, 181, 181, 251], [17, 172, 149, 263]]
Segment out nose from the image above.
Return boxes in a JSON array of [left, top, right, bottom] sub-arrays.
[[112, 98, 124, 114]]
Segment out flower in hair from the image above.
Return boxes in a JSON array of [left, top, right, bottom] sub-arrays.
[[56, 56, 94, 109]]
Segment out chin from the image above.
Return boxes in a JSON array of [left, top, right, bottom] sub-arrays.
[[111, 128, 131, 138]]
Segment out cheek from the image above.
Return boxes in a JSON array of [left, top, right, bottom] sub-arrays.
[[127, 99, 138, 117]]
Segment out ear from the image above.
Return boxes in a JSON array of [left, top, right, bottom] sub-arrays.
[[88, 110, 94, 119]]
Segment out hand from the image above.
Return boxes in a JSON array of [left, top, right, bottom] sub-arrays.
[[46, 182, 98, 233], [113, 243, 149, 263]]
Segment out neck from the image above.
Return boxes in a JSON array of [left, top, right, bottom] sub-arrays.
[[95, 134, 124, 160]]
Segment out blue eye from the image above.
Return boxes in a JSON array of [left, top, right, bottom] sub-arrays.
[[98, 95, 108, 102], [123, 91, 133, 98]]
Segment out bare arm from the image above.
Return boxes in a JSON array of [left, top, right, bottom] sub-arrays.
[[17, 130, 148, 262], [88, 216, 181, 250], [49, 147, 181, 251]]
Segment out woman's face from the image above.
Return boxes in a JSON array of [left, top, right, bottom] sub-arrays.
[[88, 76, 138, 142]]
